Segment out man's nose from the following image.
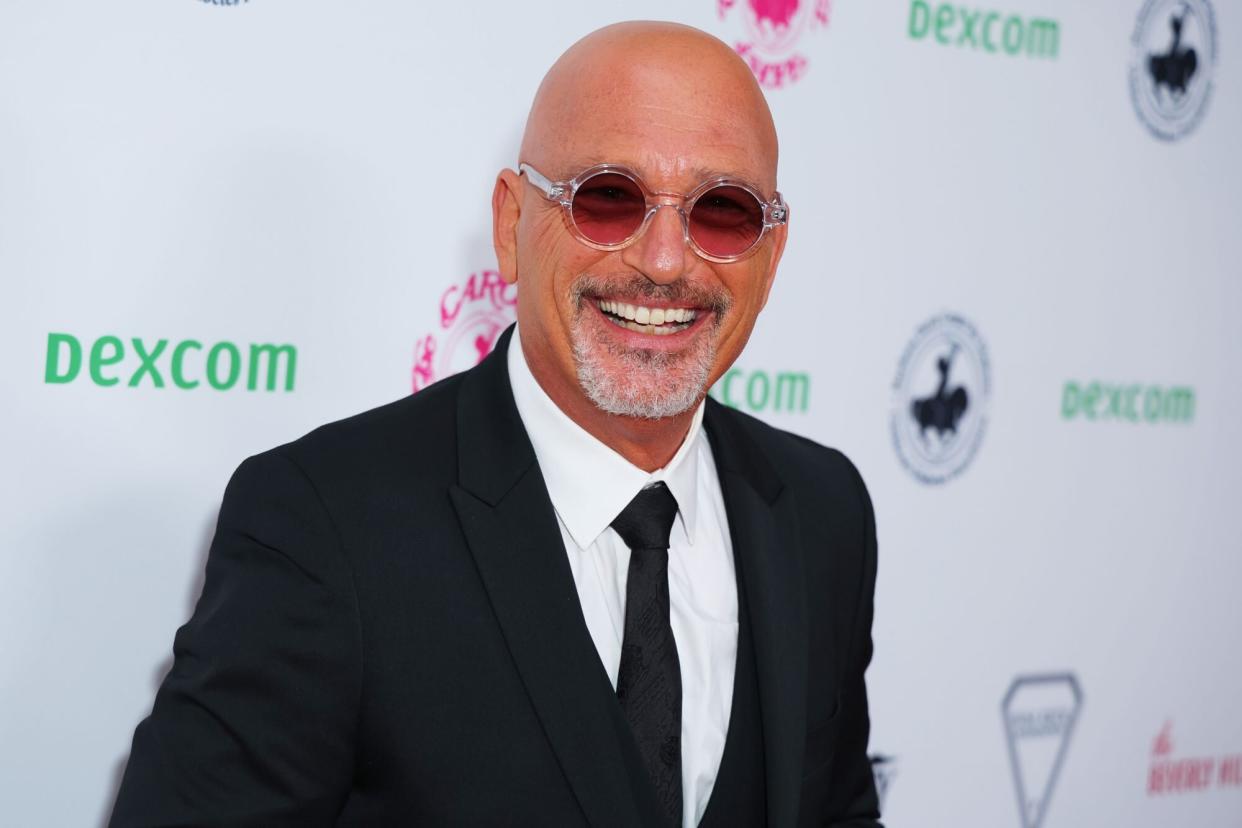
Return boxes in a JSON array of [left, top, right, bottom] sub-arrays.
[[620, 204, 690, 284]]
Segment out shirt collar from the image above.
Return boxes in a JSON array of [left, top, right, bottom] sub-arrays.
[[507, 324, 704, 550]]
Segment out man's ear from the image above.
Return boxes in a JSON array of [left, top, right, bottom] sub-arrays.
[[492, 169, 523, 285]]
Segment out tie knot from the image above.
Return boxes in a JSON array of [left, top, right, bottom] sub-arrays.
[[610, 482, 679, 551]]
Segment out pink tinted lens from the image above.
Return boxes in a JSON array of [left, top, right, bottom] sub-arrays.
[[688, 185, 766, 258], [570, 172, 647, 245]]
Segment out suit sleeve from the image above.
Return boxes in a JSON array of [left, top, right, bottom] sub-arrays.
[[109, 449, 362, 828], [822, 456, 882, 827]]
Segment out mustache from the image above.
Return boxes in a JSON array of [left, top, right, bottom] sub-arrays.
[[569, 273, 733, 317]]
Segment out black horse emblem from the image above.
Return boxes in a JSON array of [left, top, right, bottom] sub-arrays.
[[911, 345, 969, 442], [1148, 7, 1197, 99]]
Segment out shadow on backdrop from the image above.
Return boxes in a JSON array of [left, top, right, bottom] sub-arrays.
[[98, 509, 218, 828]]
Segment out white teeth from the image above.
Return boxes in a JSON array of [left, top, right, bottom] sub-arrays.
[[605, 317, 688, 335], [597, 300, 698, 330]]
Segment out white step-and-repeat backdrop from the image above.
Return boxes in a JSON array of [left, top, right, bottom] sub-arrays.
[[3, 1, 1239, 825]]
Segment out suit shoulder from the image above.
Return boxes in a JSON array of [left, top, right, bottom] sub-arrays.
[[246, 371, 466, 491], [712, 402, 867, 496]]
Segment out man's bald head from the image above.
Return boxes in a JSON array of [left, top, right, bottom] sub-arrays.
[[519, 21, 779, 191], [492, 21, 788, 464]]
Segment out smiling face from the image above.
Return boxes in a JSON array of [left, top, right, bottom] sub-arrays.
[[494, 22, 786, 430]]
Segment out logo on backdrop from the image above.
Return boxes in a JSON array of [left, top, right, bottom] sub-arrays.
[[716, 0, 831, 89], [412, 270, 517, 392], [906, 2, 1060, 60], [1148, 720, 1242, 795], [709, 366, 810, 414], [44, 333, 296, 392], [1002, 673, 1083, 828], [1129, 0, 1217, 141], [1061, 380, 1195, 424], [869, 754, 898, 811], [891, 313, 990, 485]]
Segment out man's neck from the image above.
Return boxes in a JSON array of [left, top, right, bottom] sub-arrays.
[[520, 340, 698, 473]]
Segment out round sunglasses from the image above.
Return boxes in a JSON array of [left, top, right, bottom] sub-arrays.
[[519, 163, 788, 263]]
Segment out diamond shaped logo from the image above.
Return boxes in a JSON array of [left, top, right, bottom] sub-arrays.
[[1002, 673, 1083, 828]]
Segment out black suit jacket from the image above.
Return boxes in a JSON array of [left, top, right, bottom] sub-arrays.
[[111, 328, 882, 827]]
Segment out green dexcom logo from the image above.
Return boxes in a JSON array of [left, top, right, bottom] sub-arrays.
[[44, 333, 297, 392], [709, 368, 810, 414], [1061, 381, 1194, 424], [908, 1, 1060, 59]]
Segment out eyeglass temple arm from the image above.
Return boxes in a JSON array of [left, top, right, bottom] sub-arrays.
[[518, 164, 568, 203], [768, 193, 788, 225]]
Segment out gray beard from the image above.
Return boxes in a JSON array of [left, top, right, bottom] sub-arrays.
[[571, 320, 714, 419], [566, 273, 731, 420]]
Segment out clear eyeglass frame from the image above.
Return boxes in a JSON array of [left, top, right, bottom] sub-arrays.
[[518, 162, 789, 264]]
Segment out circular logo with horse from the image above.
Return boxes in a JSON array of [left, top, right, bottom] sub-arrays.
[[891, 314, 991, 485], [1129, 0, 1217, 141]]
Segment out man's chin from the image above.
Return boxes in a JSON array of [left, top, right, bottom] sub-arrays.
[[566, 289, 722, 419], [572, 336, 711, 420]]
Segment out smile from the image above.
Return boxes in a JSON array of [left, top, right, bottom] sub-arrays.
[[596, 299, 698, 336]]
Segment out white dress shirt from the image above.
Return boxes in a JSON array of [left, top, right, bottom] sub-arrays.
[[507, 325, 739, 828]]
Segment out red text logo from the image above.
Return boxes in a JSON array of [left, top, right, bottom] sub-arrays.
[[412, 270, 517, 392], [1147, 721, 1242, 796]]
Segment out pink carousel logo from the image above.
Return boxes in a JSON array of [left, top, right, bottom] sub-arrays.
[[411, 270, 517, 392], [717, 0, 831, 89]]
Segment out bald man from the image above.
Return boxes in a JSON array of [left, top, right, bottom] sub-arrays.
[[110, 21, 882, 828]]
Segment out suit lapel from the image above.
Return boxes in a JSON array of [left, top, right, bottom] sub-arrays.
[[448, 331, 810, 827], [449, 327, 644, 828], [705, 401, 809, 828]]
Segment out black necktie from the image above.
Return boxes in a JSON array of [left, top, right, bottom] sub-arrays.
[[611, 482, 683, 826]]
